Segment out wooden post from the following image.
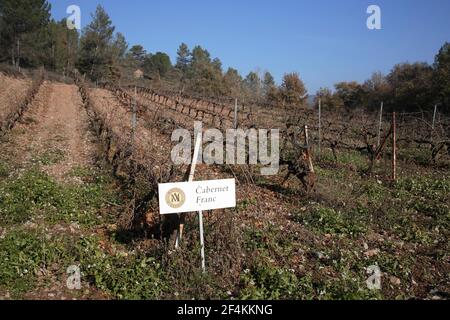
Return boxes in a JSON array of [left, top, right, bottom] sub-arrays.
[[234, 99, 238, 130], [304, 125, 315, 174], [175, 132, 202, 249], [318, 99, 322, 155], [432, 105, 437, 131], [304, 125, 309, 146], [392, 112, 397, 182], [198, 210, 206, 273], [175, 132, 206, 273], [131, 86, 137, 146], [377, 102, 384, 147], [17, 39, 20, 71]]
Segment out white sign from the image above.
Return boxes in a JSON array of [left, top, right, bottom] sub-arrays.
[[158, 179, 236, 215]]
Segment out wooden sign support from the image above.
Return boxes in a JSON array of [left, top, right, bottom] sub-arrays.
[[174, 133, 205, 273], [175, 132, 202, 249]]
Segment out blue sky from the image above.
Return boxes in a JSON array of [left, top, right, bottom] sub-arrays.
[[48, 0, 450, 93]]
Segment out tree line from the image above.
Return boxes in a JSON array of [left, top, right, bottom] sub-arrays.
[[315, 48, 450, 113], [0, 1, 448, 112]]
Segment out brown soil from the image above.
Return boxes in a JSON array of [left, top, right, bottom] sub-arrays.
[[3, 81, 96, 181]]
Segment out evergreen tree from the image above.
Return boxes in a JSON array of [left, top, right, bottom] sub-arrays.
[[77, 5, 116, 82], [112, 33, 128, 60], [191, 45, 211, 66], [262, 71, 277, 102], [244, 71, 262, 100], [314, 87, 343, 109], [43, 19, 79, 72], [0, 0, 51, 67], [143, 52, 172, 78], [175, 43, 191, 73], [187, 45, 225, 97], [223, 68, 243, 98], [386, 62, 434, 111], [127, 44, 147, 66], [263, 72, 275, 90], [433, 43, 450, 112]]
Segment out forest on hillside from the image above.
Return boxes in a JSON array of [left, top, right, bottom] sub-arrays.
[[0, 1, 449, 112]]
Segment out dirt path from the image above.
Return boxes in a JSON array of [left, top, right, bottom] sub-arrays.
[[0, 81, 116, 300], [38, 82, 96, 180], [2, 81, 96, 181]]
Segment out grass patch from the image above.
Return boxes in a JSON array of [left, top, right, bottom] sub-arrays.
[[244, 224, 297, 259], [238, 258, 311, 300], [338, 151, 368, 171], [0, 167, 120, 227], [0, 230, 166, 299], [0, 229, 67, 298], [294, 205, 367, 237], [398, 147, 431, 165], [392, 176, 450, 239], [33, 149, 65, 166], [69, 235, 167, 299], [397, 176, 450, 201], [0, 168, 59, 225], [67, 166, 95, 179], [0, 161, 9, 178]]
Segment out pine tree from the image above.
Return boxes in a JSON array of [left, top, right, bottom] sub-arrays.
[[224, 68, 243, 98], [77, 5, 116, 82], [186, 45, 225, 97], [0, 0, 51, 67], [143, 52, 172, 78], [433, 43, 450, 112], [175, 43, 191, 73], [42, 19, 79, 72], [244, 72, 262, 100], [127, 45, 147, 66], [262, 71, 276, 102]]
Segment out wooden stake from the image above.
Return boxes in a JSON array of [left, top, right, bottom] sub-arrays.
[[377, 102, 384, 147], [304, 125, 309, 145], [304, 125, 315, 173], [234, 99, 238, 130], [392, 112, 397, 182], [175, 132, 202, 249], [174, 132, 206, 273], [318, 99, 322, 155], [432, 105, 437, 131], [131, 86, 137, 145], [198, 210, 206, 273]]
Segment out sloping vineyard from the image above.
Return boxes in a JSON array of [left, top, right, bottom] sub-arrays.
[[0, 70, 448, 300], [0, 71, 43, 137]]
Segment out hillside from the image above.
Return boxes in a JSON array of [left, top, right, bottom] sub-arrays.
[[0, 70, 448, 300]]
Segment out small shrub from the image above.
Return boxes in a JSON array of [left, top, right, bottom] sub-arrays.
[[34, 149, 66, 165], [238, 259, 302, 300], [71, 235, 166, 299], [295, 206, 366, 237], [0, 229, 67, 297]]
